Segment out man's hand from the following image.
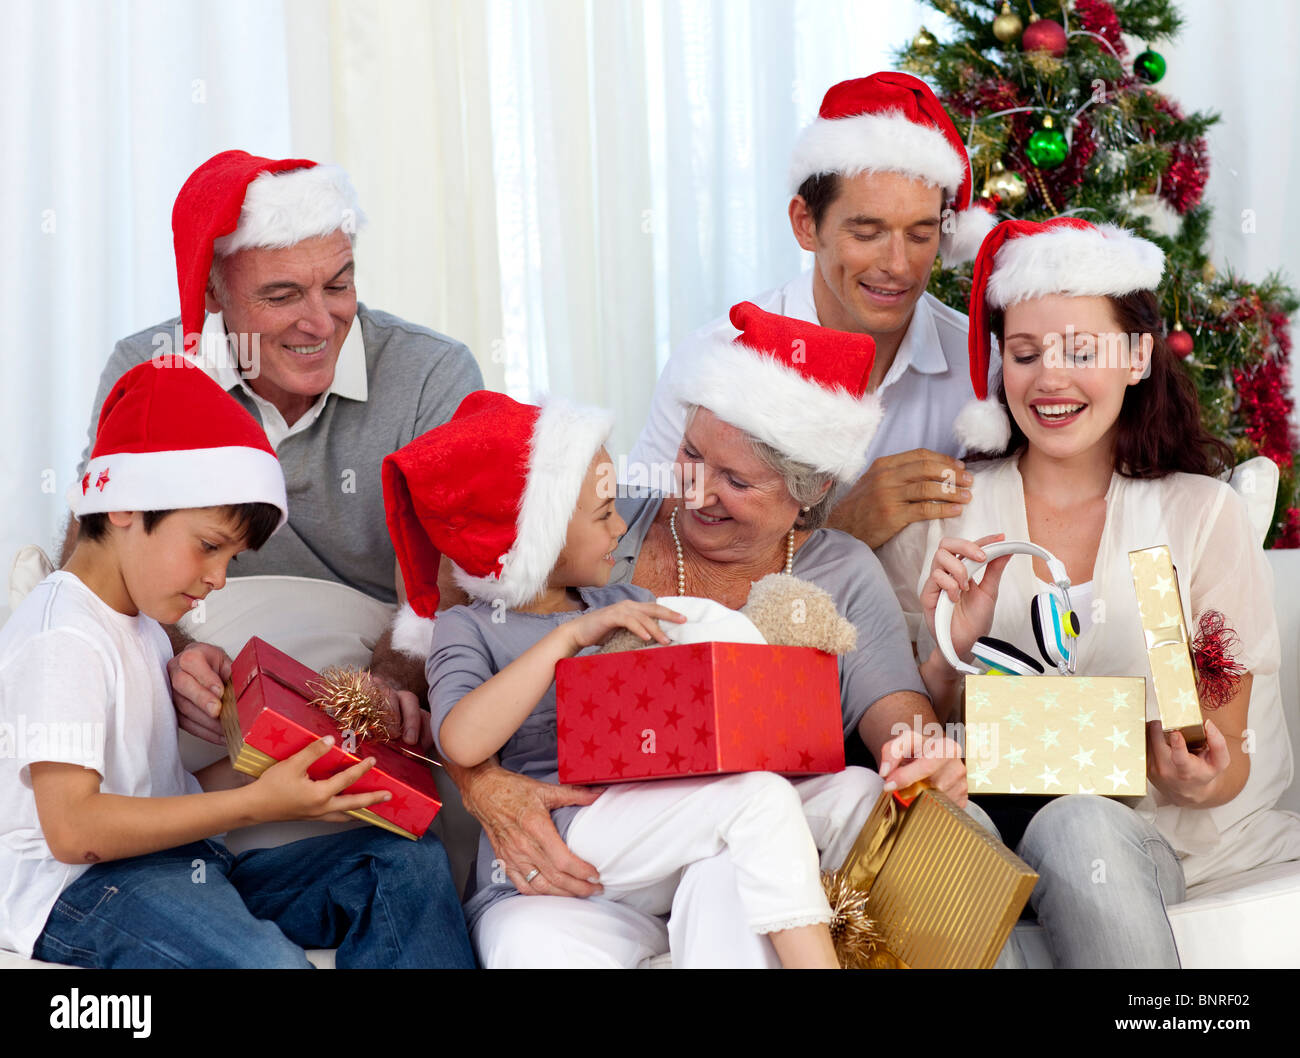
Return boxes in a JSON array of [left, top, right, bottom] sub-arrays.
[[828, 449, 972, 549], [369, 673, 432, 750], [168, 642, 232, 745], [454, 760, 605, 897]]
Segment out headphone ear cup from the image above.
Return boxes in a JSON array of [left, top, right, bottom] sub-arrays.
[[972, 636, 1044, 676], [1031, 593, 1077, 669]]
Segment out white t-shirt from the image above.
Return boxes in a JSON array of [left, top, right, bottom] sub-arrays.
[[0, 571, 200, 957], [878, 456, 1300, 885], [625, 270, 987, 485]]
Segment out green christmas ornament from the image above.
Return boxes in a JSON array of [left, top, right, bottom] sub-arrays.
[[1025, 117, 1068, 168], [1134, 49, 1166, 83]]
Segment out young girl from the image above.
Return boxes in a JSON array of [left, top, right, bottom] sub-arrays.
[[382, 389, 892, 969], [879, 217, 1300, 968]]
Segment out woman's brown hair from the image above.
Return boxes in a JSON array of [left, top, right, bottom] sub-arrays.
[[982, 288, 1233, 480]]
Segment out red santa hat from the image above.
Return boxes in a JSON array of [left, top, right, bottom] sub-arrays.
[[72, 359, 287, 528], [788, 72, 995, 266], [670, 301, 882, 483], [172, 150, 364, 351], [383, 391, 615, 658], [956, 217, 1167, 452]]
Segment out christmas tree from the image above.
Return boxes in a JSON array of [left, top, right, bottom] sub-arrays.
[[899, 0, 1300, 546]]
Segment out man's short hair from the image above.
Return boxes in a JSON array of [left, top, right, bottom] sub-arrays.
[[795, 172, 843, 231], [77, 502, 281, 551]]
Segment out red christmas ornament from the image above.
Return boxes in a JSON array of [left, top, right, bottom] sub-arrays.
[[1191, 611, 1245, 710], [1022, 17, 1067, 56], [1167, 326, 1194, 358]]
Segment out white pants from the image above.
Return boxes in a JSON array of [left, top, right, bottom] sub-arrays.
[[473, 767, 882, 968]]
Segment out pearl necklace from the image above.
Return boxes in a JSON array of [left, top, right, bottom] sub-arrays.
[[669, 504, 795, 597]]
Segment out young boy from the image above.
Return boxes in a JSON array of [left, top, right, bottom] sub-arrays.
[[0, 360, 474, 968]]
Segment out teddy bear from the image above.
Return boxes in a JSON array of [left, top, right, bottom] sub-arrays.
[[599, 573, 857, 655]]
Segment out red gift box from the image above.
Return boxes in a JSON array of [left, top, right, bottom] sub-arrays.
[[223, 637, 441, 839], [556, 642, 845, 784]]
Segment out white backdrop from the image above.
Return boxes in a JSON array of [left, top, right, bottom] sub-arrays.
[[3, 0, 1298, 604]]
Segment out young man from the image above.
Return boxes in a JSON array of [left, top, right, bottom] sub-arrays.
[[2, 360, 474, 968], [629, 72, 997, 550]]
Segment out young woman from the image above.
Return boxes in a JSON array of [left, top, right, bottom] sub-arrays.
[[878, 217, 1300, 967]]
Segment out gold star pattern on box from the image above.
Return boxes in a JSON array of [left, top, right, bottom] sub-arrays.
[[1128, 545, 1206, 745], [964, 676, 1147, 795]]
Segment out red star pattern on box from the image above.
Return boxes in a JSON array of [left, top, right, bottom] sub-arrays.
[[556, 642, 845, 784], [228, 638, 441, 837]]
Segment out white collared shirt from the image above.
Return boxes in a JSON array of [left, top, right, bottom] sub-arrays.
[[195, 311, 369, 449], [626, 270, 991, 482]]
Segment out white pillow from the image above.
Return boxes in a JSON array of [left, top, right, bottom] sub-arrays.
[[1227, 456, 1280, 548]]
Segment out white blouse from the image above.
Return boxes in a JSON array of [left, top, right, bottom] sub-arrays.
[[878, 455, 1300, 883]]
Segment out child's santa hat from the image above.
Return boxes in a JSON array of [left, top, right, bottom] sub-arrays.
[[671, 301, 882, 483], [72, 359, 287, 528], [383, 391, 614, 658], [172, 150, 365, 351], [788, 71, 995, 266], [956, 217, 1166, 453]]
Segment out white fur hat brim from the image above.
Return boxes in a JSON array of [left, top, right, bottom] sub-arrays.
[[391, 602, 438, 660], [987, 222, 1165, 309], [788, 110, 966, 196], [213, 164, 366, 255], [671, 337, 882, 483], [941, 205, 997, 268], [451, 398, 614, 608]]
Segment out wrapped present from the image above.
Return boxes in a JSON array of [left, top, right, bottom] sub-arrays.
[[1129, 545, 1205, 747], [555, 642, 845, 784], [222, 637, 441, 840], [962, 675, 1147, 796], [826, 783, 1037, 969]]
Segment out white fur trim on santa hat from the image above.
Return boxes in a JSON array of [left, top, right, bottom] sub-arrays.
[[391, 602, 438, 660], [671, 338, 883, 483], [788, 110, 966, 195], [940, 205, 997, 268], [452, 398, 615, 608], [72, 445, 288, 529], [987, 222, 1165, 309], [954, 397, 1012, 455], [213, 165, 367, 255]]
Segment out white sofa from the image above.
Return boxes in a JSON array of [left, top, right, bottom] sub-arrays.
[[5, 462, 1299, 969]]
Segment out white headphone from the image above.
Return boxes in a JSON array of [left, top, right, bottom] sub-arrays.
[[933, 540, 1080, 677]]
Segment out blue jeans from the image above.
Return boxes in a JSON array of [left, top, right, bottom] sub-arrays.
[[1016, 795, 1185, 968], [32, 827, 476, 969]]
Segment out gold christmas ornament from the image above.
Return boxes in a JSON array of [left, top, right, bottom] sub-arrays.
[[982, 161, 1028, 207], [992, 2, 1023, 44], [913, 26, 938, 52], [822, 869, 888, 968], [1202, 260, 1217, 283]]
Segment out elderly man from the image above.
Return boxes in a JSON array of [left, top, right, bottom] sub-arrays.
[[629, 72, 998, 550], [62, 151, 482, 744]]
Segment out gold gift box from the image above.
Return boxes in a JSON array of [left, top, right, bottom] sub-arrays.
[[1128, 545, 1205, 747], [963, 675, 1147, 796], [838, 786, 1037, 969]]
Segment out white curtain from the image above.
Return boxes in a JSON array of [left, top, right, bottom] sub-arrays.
[[3, 0, 1298, 621]]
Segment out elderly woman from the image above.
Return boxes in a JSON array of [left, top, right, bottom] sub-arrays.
[[441, 303, 967, 968]]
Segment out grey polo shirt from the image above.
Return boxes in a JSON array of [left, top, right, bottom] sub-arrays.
[[77, 304, 483, 604]]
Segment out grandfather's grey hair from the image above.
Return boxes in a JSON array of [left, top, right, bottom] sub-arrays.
[[682, 404, 841, 530]]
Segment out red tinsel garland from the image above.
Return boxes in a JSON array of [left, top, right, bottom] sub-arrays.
[[1191, 611, 1245, 709], [1074, 0, 1128, 57]]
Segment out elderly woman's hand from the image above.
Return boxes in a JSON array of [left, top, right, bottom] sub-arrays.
[[877, 726, 968, 807], [454, 758, 606, 897]]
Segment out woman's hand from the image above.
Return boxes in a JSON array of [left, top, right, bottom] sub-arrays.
[[877, 726, 968, 807], [564, 601, 687, 651], [453, 759, 605, 897], [1146, 718, 1233, 806], [921, 533, 1011, 667]]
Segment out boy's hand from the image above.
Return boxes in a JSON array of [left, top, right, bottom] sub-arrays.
[[249, 736, 392, 823], [168, 642, 233, 744], [564, 601, 687, 651]]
